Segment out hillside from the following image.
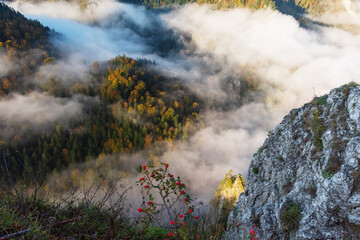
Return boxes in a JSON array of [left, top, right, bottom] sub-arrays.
[[225, 82, 360, 239], [0, 2, 54, 95], [0, 2, 50, 48], [0, 55, 202, 185], [118, 0, 276, 9], [0, 3, 205, 185]]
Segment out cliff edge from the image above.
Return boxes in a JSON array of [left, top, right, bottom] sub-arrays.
[[225, 82, 360, 239]]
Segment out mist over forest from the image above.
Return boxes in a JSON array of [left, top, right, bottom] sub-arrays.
[[1, 0, 360, 199], [1, 1, 360, 238]]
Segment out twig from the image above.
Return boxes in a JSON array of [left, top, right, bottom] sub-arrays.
[[0, 229, 30, 240], [33, 156, 50, 203], [15, 151, 35, 182], [0, 216, 86, 240], [46, 216, 86, 229], [2, 150, 18, 197]]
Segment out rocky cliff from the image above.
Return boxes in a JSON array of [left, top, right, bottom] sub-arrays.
[[225, 82, 360, 239]]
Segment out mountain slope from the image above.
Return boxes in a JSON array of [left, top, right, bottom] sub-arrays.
[[225, 82, 360, 239], [0, 2, 54, 95], [0, 2, 50, 49], [0, 55, 201, 184], [119, 0, 276, 9]]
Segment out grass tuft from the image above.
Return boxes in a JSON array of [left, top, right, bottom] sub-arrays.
[[280, 201, 302, 235]]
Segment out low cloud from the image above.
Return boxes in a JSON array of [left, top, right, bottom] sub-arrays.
[[162, 5, 360, 107], [0, 92, 83, 140], [159, 103, 276, 200], [7, 0, 148, 23], [34, 53, 92, 85], [0, 91, 82, 124], [310, 0, 360, 26], [0, 50, 14, 78]]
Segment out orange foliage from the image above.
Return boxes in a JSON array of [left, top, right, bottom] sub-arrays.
[[62, 148, 69, 163], [13, 134, 21, 143], [164, 107, 175, 120], [135, 81, 146, 92], [2, 78, 11, 90], [104, 138, 117, 153], [144, 134, 153, 148], [174, 101, 179, 108], [92, 125, 98, 134], [137, 104, 145, 114]]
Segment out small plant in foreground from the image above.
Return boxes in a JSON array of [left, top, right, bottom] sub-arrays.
[[249, 224, 258, 240], [136, 163, 201, 239]]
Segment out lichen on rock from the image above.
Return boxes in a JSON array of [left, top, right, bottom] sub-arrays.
[[224, 82, 360, 239]]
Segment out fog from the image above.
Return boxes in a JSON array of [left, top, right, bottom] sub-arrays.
[[0, 92, 82, 124], [0, 50, 14, 78], [4, 0, 360, 200], [311, 0, 360, 26], [163, 5, 360, 106], [0, 92, 83, 140]]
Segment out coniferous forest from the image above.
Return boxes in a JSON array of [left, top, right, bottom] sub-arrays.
[[0, 2, 203, 184]]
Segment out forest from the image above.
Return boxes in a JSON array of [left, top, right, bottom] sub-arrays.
[[0, 2, 202, 185], [0, 2, 55, 96]]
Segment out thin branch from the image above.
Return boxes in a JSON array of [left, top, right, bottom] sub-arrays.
[[0, 216, 86, 240], [2, 151, 19, 197], [33, 156, 50, 203], [159, 190, 174, 226], [0, 229, 30, 240], [15, 151, 35, 182]]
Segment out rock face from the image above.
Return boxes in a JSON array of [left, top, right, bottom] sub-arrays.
[[212, 171, 246, 227], [224, 83, 360, 239]]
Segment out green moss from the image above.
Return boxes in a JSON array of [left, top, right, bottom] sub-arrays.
[[340, 82, 358, 98], [252, 167, 259, 174], [307, 110, 325, 150], [312, 95, 327, 106], [345, 81, 359, 88], [257, 145, 266, 154], [322, 169, 334, 179], [280, 201, 302, 234]]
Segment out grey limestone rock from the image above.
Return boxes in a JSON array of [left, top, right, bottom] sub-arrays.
[[224, 83, 360, 239]]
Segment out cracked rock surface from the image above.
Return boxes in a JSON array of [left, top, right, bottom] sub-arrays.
[[224, 83, 360, 239]]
